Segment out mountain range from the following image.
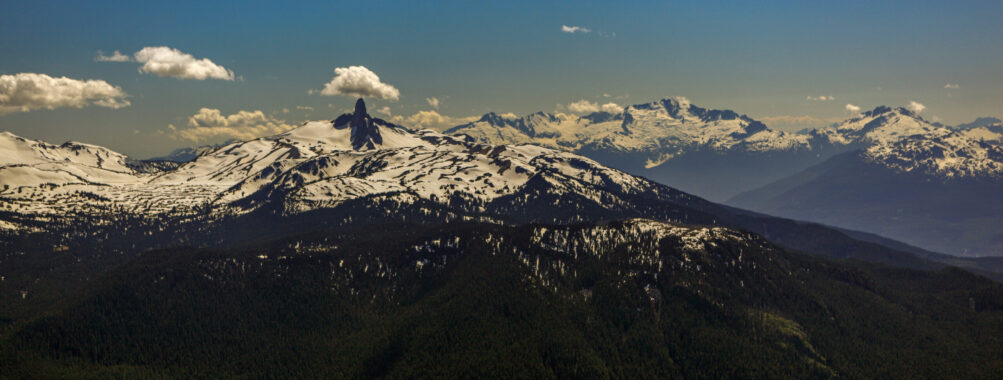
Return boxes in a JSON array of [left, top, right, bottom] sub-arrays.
[[1, 99, 1001, 377], [446, 99, 1003, 257], [447, 97, 831, 201], [0, 99, 994, 267], [729, 107, 1003, 257]]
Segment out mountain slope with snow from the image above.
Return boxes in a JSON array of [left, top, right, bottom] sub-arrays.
[[449, 101, 1003, 201], [730, 108, 1003, 256], [0, 99, 659, 229], [448, 97, 813, 159], [448, 97, 831, 200]]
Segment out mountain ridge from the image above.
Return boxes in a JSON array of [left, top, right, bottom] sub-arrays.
[[2, 100, 999, 274]]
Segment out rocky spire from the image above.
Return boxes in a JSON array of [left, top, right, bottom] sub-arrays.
[[354, 98, 367, 115], [330, 98, 383, 150]]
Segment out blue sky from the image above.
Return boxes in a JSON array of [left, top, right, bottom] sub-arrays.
[[1, 0, 1001, 157]]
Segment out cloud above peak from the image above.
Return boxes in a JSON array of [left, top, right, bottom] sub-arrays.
[[133, 47, 234, 81], [0, 73, 130, 116], [561, 25, 591, 34], [390, 110, 478, 131], [167, 107, 296, 142], [566, 99, 622, 114], [845, 104, 861, 114], [907, 101, 926, 114], [318, 66, 400, 101]]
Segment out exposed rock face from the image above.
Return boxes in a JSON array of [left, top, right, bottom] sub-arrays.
[[333, 98, 384, 150]]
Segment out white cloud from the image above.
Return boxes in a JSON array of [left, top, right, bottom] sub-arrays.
[[907, 101, 926, 114], [295, 105, 314, 111], [944, 83, 960, 89], [561, 25, 591, 34], [601, 102, 622, 113], [426, 97, 440, 109], [567, 99, 599, 113], [376, 106, 392, 117], [845, 104, 861, 114], [0, 73, 130, 116], [390, 110, 478, 131], [565, 99, 623, 114], [95, 50, 131, 62], [806, 95, 835, 101], [168, 108, 297, 142], [318, 66, 400, 100], [133, 46, 234, 80]]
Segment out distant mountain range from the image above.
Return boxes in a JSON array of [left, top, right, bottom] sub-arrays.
[[446, 100, 1003, 257], [447, 97, 835, 201], [730, 108, 1003, 257], [146, 139, 238, 162]]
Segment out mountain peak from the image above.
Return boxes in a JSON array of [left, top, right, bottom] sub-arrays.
[[864, 106, 894, 117], [329, 98, 384, 150], [860, 105, 922, 119], [354, 98, 367, 116]]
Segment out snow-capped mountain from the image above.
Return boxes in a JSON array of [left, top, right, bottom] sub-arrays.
[[0, 131, 139, 192], [4, 99, 1001, 271], [4, 107, 999, 380], [449, 97, 812, 165], [809, 106, 942, 145], [440, 99, 1003, 257], [804, 106, 1003, 179], [448, 97, 832, 201], [729, 107, 1003, 257], [954, 116, 1002, 130], [448, 101, 1003, 200], [0, 99, 660, 231], [147, 139, 238, 163]]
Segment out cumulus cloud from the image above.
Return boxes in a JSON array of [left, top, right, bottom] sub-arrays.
[[133, 46, 234, 80], [426, 97, 440, 109], [906, 101, 926, 113], [376, 106, 392, 117], [0, 73, 130, 116], [601, 102, 622, 113], [95, 50, 131, 62], [561, 25, 591, 34], [567, 99, 599, 113], [566, 99, 622, 114], [944, 83, 960, 89], [167, 108, 296, 142], [390, 110, 478, 131], [318, 66, 400, 100], [806, 95, 835, 101], [845, 104, 861, 114]]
